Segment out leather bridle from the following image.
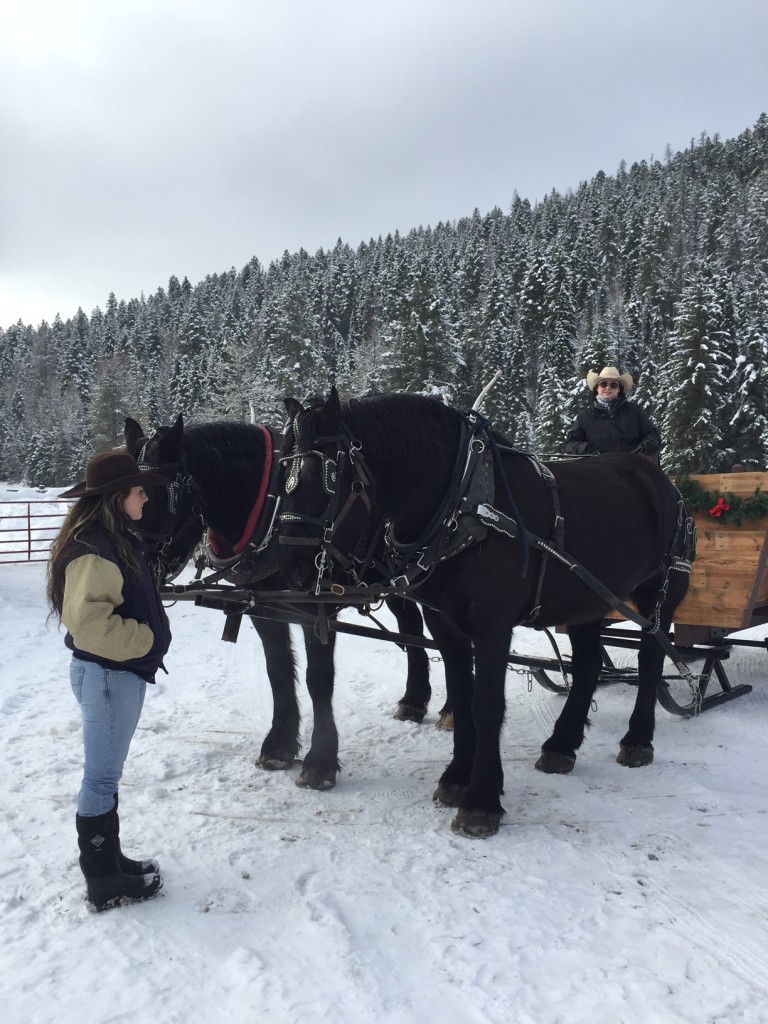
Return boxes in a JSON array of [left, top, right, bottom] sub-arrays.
[[134, 439, 204, 582], [278, 431, 376, 593]]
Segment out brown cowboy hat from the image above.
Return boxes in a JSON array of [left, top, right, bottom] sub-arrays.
[[59, 450, 171, 499], [585, 366, 634, 393]]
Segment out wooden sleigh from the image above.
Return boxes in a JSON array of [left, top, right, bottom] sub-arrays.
[[528, 473, 768, 716]]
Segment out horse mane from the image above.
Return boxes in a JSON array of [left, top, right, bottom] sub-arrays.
[[177, 422, 270, 530], [339, 394, 462, 476]]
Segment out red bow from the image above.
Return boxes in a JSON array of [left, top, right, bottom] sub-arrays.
[[709, 497, 730, 518]]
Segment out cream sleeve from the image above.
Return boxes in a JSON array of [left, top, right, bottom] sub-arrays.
[[62, 554, 154, 662]]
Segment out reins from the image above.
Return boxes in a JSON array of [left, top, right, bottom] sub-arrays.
[[474, 496, 697, 694]]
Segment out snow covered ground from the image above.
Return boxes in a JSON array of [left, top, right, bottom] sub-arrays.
[[2, 485, 768, 1024]]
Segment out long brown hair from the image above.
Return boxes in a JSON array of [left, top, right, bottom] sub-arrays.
[[46, 491, 142, 619]]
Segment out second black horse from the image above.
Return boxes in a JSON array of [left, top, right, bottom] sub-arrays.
[[278, 389, 694, 837], [124, 415, 431, 790]]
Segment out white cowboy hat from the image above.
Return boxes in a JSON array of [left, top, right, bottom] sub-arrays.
[[586, 366, 633, 393]]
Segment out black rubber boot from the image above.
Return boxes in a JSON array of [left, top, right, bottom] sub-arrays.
[[112, 793, 159, 876], [76, 811, 162, 911]]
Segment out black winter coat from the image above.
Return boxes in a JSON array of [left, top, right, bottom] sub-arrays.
[[564, 397, 662, 456], [61, 525, 172, 682]]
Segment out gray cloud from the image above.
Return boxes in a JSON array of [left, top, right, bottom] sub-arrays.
[[1, 0, 766, 327]]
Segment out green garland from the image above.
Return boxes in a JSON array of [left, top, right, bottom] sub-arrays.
[[675, 475, 768, 525]]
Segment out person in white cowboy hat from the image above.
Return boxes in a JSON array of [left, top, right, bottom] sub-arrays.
[[47, 450, 172, 910], [564, 366, 662, 459]]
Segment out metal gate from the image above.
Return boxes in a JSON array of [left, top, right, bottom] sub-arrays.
[[0, 499, 71, 563]]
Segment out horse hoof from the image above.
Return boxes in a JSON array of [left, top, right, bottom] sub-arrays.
[[296, 770, 337, 790], [450, 809, 502, 839], [257, 755, 298, 771], [394, 704, 426, 724], [432, 781, 466, 807], [535, 752, 576, 775], [436, 712, 454, 731], [617, 745, 654, 768]]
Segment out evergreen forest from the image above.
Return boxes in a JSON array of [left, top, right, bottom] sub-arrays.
[[1, 115, 767, 486]]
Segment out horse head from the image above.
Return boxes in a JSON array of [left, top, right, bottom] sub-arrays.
[[279, 387, 377, 593], [124, 415, 203, 582]]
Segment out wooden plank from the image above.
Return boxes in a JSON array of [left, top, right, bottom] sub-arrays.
[[692, 532, 765, 554], [680, 472, 766, 500], [674, 474, 768, 628]]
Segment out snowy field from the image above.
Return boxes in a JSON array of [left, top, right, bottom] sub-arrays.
[[2, 485, 768, 1023]]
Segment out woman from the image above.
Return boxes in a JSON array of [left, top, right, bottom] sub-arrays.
[[564, 366, 661, 458], [47, 450, 172, 910]]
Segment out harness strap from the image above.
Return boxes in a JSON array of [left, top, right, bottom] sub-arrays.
[[387, 438, 491, 592], [387, 416, 497, 591], [521, 460, 565, 625], [353, 518, 389, 585], [389, 416, 474, 561], [475, 502, 695, 681]]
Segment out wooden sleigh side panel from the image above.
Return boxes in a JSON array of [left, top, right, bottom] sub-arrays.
[[672, 472, 768, 644]]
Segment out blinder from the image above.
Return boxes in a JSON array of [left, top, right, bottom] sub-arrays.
[[283, 448, 338, 497], [278, 433, 374, 592]]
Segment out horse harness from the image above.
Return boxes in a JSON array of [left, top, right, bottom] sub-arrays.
[[135, 440, 203, 581], [279, 409, 700, 703], [279, 431, 380, 591]]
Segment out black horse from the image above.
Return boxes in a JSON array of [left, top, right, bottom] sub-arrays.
[[124, 415, 431, 790], [278, 389, 694, 838]]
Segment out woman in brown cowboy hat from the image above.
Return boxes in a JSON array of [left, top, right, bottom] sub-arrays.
[[564, 366, 662, 459], [47, 450, 172, 910]]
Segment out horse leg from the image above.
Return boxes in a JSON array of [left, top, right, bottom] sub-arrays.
[[386, 596, 432, 724], [249, 617, 301, 769], [536, 619, 603, 775], [426, 610, 475, 808], [452, 619, 511, 838], [429, 610, 509, 838], [617, 571, 688, 767], [297, 626, 340, 790]]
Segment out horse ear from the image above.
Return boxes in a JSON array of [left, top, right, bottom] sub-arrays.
[[325, 387, 341, 420], [157, 415, 184, 459], [124, 417, 145, 447], [284, 397, 304, 421]]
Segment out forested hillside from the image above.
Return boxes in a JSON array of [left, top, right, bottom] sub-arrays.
[[2, 115, 766, 486]]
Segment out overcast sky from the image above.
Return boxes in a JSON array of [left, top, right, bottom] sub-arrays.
[[1, 0, 766, 330]]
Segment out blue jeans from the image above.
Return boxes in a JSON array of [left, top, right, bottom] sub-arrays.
[[70, 657, 147, 816]]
